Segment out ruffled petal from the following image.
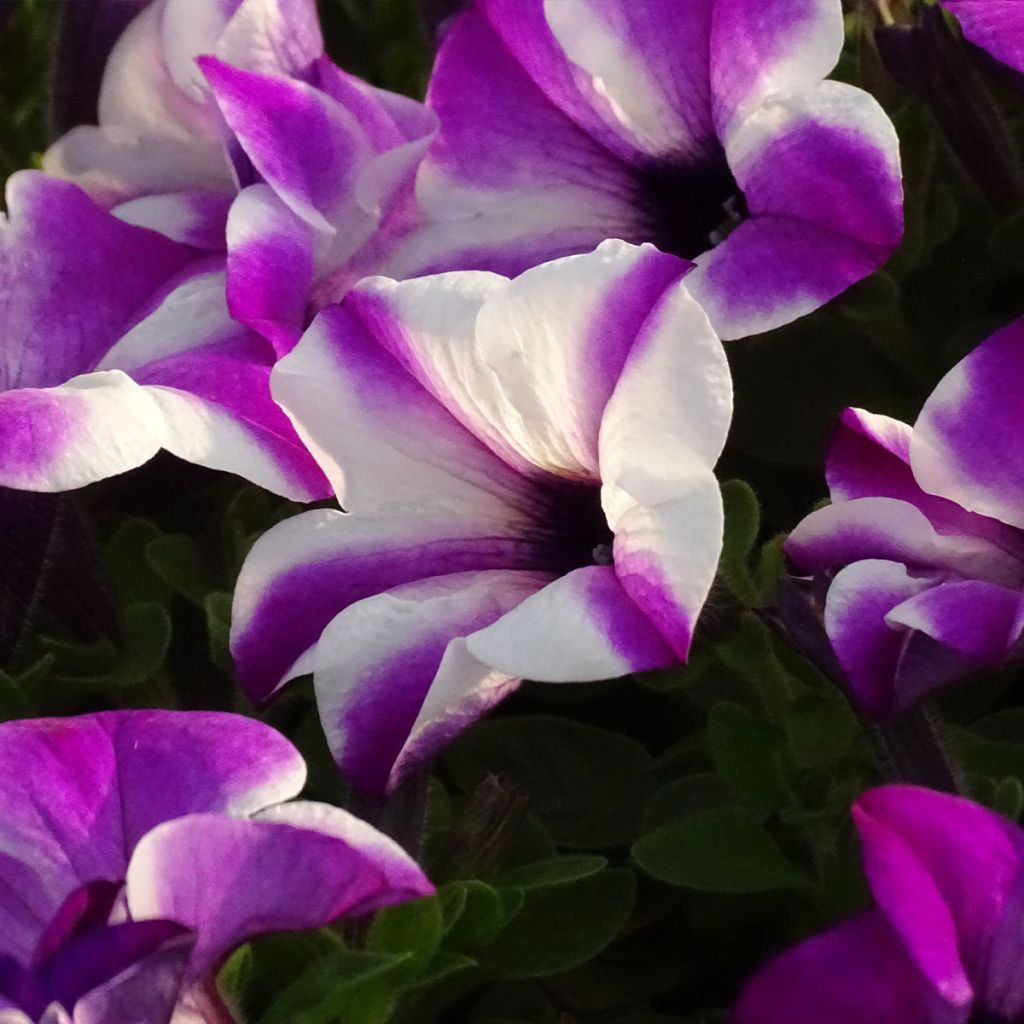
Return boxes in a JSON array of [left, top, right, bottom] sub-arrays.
[[271, 303, 537, 516], [688, 82, 903, 339], [230, 509, 546, 705], [113, 191, 231, 250], [599, 280, 731, 656], [125, 808, 432, 974], [352, 241, 688, 479], [314, 570, 550, 793], [911, 318, 1024, 531]]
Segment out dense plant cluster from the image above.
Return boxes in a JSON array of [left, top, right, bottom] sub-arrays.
[[3, 1, 1024, 1021]]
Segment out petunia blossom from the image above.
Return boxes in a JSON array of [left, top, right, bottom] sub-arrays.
[[230, 240, 733, 794], [0, 171, 327, 498], [784, 318, 1024, 719], [733, 784, 1024, 1024], [397, 0, 904, 341], [941, 0, 1024, 76], [43, 0, 436, 353], [0, 710, 432, 1024]]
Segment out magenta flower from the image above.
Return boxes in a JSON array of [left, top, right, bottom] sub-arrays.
[[785, 319, 1024, 718], [0, 172, 327, 498], [0, 710, 432, 1024], [44, 0, 436, 352], [941, 1, 1024, 76], [734, 784, 1024, 1024], [230, 240, 733, 794], [400, 0, 904, 341]]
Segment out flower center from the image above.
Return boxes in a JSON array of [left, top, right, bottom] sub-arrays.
[[544, 484, 615, 574], [635, 150, 747, 260]]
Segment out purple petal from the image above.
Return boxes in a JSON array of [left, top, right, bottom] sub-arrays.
[[688, 83, 903, 340], [785, 497, 1024, 587], [822, 559, 931, 717], [230, 509, 547, 705], [68, 929, 194, 1024], [887, 579, 1024, 668], [200, 56, 368, 232], [42, 920, 191, 1019], [271, 303, 539, 515], [599, 281, 732, 657], [125, 809, 432, 975], [225, 185, 314, 355], [855, 785, 1024, 1019], [113, 191, 231, 250], [209, 0, 323, 80], [314, 570, 550, 793], [465, 565, 677, 681], [411, 5, 639, 277], [0, 173, 192, 392], [825, 408, 1024, 557], [97, 266, 330, 501], [942, 1, 1024, 75], [0, 711, 304, 962], [733, 910, 966, 1024], [711, 0, 844, 136], [0, 371, 165, 493], [911, 318, 1024, 531], [541, 0, 717, 159], [353, 240, 688, 480]]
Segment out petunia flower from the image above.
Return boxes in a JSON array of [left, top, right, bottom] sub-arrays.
[[940, 0, 1024, 76], [43, 0, 436, 353], [783, 318, 1024, 719], [0, 171, 327, 498], [397, 0, 904, 341], [734, 784, 1024, 1024], [230, 240, 733, 794], [0, 710, 432, 1024]]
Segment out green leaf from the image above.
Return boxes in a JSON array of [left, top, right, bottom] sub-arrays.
[[103, 519, 171, 605], [994, 776, 1024, 822], [205, 592, 233, 672], [642, 774, 764, 832], [706, 702, 789, 812], [632, 810, 806, 893], [719, 480, 760, 605], [440, 880, 507, 950], [368, 894, 444, 973], [498, 855, 607, 891], [482, 868, 636, 979], [113, 603, 172, 687], [260, 947, 415, 1024], [146, 534, 218, 606], [783, 693, 859, 769], [446, 716, 655, 847]]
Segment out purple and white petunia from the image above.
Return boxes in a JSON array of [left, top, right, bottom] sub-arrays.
[[397, 0, 904, 341], [941, 0, 1024, 76], [0, 171, 327, 498], [0, 710, 432, 1024], [734, 784, 1024, 1024], [43, 0, 436, 353], [230, 240, 733, 794], [784, 318, 1024, 719]]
